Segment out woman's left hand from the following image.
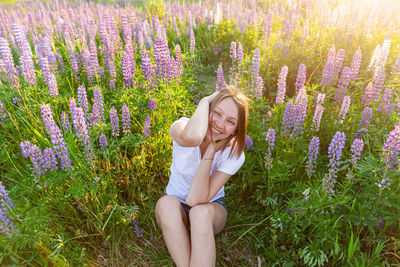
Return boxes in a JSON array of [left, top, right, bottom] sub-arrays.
[[206, 136, 232, 156]]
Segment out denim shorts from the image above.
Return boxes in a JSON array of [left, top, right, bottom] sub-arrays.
[[164, 192, 228, 215]]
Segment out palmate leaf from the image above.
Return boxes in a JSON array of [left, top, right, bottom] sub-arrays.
[[355, 155, 382, 178]]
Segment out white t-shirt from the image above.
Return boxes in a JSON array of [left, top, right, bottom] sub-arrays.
[[165, 117, 245, 204]]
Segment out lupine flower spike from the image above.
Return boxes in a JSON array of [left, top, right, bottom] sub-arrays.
[[0, 181, 18, 236], [143, 115, 151, 137], [350, 139, 364, 166], [322, 131, 346, 195], [276, 66, 288, 104], [306, 136, 320, 177], [122, 104, 131, 134], [99, 134, 107, 150], [264, 129, 276, 169], [110, 107, 119, 137]]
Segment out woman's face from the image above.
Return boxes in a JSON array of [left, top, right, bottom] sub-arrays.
[[208, 97, 239, 142]]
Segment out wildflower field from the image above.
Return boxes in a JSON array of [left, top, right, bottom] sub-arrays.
[[0, 0, 400, 265]]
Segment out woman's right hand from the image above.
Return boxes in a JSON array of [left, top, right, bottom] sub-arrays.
[[201, 91, 219, 104]]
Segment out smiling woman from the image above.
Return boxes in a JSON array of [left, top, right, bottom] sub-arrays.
[[155, 85, 249, 266]]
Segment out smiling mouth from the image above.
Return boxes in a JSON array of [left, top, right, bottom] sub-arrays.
[[211, 128, 222, 134]]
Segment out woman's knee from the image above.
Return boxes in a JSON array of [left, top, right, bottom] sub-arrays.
[[155, 195, 183, 226], [189, 204, 214, 231]]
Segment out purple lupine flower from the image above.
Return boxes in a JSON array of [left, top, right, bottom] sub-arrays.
[[40, 105, 71, 170], [175, 44, 183, 79], [39, 57, 59, 97], [77, 85, 89, 119], [311, 104, 324, 132], [141, 49, 155, 85], [148, 98, 157, 111], [60, 111, 71, 133], [295, 63, 306, 94], [335, 66, 351, 103], [143, 115, 151, 137], [276, 66, 288, 104], [397, 99, 400, 116], [93, 86, 105, 123], [41, 147, 58, 173], [378, 88, 395, 115], [39, 37, 57, 71], [361, 82, 374, 106], [255, 76, 263, 100], [72, 107, 90, 145], [99, 134, 107, 150], [263, 15, 272, 44], [374, 218, 385, 231], [353, 128, 369, 141], [369, 40, 391, 72], [281, 100, 296, 137], [293, 87, 308, 137], [316, 93, 325, 105], [81, 47, 90, 81], [12, 24, 30, 55], [69, 97, 78, 122], [0, 101, 7, 122], [251, 49, 261, 89], [376, 176, 393, 190], [0, 58, 5, 75], [381, 125, 400, 170], [16, 25, 36, 87], [306, 136, 320, 177], [391, 54, 400, 76], [280, 91, 307, 138], [67, 47, 79, 81], [350, 138, 364, 165], [0, 37, 20, 90], [215, 45, 222, 54], [12, 97, 21, 105], [321, 46, 336, 86], [0, 181, 17, 236], [332, 49, 345, 85], [29, 144, 43, 175], [121, 44, 135, 88], [89, 39, 99, 75], [245, 135, 253, 148], [216, 63, 226, 91], [350, 48, 362, 81], [110, 107, 119, 137], [372, 67, 385, 103], [264, 128, 275, 169], [71, 106, 94, 164], [360, 107, 373, 128], [122, 104, 131, 135], [322, 131, 346, 195], [237, 43, 243, 67], [230, 41, 237, 61], [132, 219, 144, 238], [20, 141, 32, 158], [190, 27, 195, 54], [108, 60, 117, 88], [338, 96, 351, 124], [154, 29, 169, 79]]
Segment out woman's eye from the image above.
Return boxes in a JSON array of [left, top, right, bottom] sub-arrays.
[[228, 121, 235, 125]]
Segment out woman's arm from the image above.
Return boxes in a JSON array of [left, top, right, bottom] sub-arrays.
[[185, 140, 232, 207], [170, 92, 218, 147]]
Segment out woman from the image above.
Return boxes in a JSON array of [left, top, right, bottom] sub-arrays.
[[155, 85, 248, 267]]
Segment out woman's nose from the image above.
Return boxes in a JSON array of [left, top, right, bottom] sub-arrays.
[[215, 117, 224, 128]]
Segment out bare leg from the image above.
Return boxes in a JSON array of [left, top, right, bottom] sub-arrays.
[[155, 195, 191, 267], [189, 203, 227, 267]]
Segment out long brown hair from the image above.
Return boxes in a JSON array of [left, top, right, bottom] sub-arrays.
[[209, 85, 249, 158]]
